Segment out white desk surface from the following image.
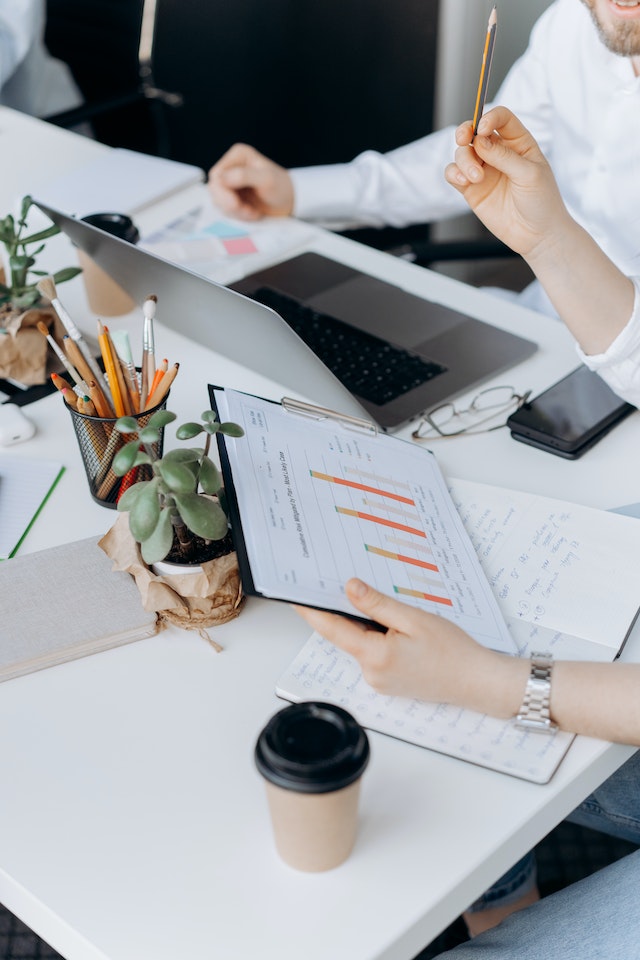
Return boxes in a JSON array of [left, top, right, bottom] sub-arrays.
[[1, 107, 639, 960]]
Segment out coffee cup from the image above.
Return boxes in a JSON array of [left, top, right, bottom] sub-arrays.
[[78, 213, 140, 316], [255, 701, 370, 872]]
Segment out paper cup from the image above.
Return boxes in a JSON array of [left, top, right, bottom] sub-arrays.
[[78, 213, 140, 316], [255, 702, 370, 872]]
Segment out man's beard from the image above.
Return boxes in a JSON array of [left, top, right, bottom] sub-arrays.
[[581, 0, 640, 57]]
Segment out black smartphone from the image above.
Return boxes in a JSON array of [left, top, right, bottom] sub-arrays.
[[506, 366, 635, 460]]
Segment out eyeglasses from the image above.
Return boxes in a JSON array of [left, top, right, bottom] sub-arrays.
[[411, 386, 531, 441]]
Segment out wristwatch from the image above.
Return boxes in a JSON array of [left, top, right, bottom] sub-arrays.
[[515, 653, 557, 732]]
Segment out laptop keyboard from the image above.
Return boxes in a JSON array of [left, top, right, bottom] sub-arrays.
[[251, 287, 447, 407]]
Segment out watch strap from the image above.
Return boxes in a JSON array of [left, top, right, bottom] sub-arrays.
[[515, 652, 557, 732]]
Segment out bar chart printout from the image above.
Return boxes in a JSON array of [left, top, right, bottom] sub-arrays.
[[215, 389, 516, 655]]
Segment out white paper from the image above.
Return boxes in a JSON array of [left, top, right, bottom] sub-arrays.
[[448, 478, 640, 658], [277, 631, 574, 784], [139, 197, 319, 284], [0, 456, 64, 559], [32, 149, 204, 217]]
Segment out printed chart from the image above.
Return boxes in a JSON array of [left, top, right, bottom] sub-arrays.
[[216, 389, 516, 654]]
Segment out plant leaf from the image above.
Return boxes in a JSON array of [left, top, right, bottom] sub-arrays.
[[112, 439, 143, 476], [115, 416, 139, 434], [219, 422, 245, 438], [12, 289, 41, 309], [173, 493, 229, 540], [157, 459, 197, 494], [20, 225, 60, 245], [201, 410, 218, 423], [52, 266, 83, 284], [148, 409, 176, 430], [162, 448, 199, 463], [117, 480, 150, 513], [140, 507, 175, 564], [199, 456, 222, 494], [129, 477, 162, 541], [176, 422, 204, 440], [139, 425, 160, 444]]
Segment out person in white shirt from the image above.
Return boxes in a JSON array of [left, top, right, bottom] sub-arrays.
[[208, 0, 640, 317], [0, 0, 80, 118], [295, 105, 640, 954]]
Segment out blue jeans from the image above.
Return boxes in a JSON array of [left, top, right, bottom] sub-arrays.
[[467, 749, 640, 914], [439, 846, 640, 958]]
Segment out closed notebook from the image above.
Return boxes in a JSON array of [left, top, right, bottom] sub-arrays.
[[0, 536, 159, 681]]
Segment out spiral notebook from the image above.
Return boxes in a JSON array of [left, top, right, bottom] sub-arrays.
[[275, 479, 640, 784]]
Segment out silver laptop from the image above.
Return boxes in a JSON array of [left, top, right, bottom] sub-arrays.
[[35, 200, 536, 431]]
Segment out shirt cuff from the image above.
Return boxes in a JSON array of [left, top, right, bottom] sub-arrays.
[[576, 277, 640, 370], [575, 277, 640, 407], [290, 163, 363, 222]]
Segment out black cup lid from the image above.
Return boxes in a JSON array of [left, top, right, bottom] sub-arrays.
[[81, 212, 140, 245], [255, 701, 370, 794]]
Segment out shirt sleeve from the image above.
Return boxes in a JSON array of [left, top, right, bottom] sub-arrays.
[[290, 1, 561, 227], [576, 277, 640, 408], [0, 0, 39, 87]]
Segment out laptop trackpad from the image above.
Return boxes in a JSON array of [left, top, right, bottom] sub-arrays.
[[306, 275, 468, 347]]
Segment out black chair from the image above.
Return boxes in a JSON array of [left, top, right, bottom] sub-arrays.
[[43, 0, 183, 157], [43, 0, 521, 280]]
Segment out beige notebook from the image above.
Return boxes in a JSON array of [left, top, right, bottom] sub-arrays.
[[0, 537, 159, 681]]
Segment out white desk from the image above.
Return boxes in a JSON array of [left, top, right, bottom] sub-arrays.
[[1, 107, 639, 960]]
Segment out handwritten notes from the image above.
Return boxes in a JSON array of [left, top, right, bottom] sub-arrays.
[[449, 479, 640, 662], [277, 479, 640, 782], [277, 631, 574, 784]]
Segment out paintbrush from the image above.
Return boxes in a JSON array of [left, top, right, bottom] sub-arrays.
[[140, 294, 157, 409], [36, 275, 113, 404], [36, 320, 89, 394]]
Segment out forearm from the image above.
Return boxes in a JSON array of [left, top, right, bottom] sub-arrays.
[[523, 215, 634, 356], [469, 652, 640, 746]]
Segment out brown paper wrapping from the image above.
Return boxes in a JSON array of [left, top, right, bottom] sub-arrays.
[[98, 513, 245, 650], [0, 305, 65, 384]]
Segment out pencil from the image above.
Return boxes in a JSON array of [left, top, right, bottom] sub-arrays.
[[50, 372, 78, 409], [472, 6, 497, 136], [147, 359, 168, 400], [144, 362, 179, 410], [105, 326, 133, 416], [109, 328, 141, 413], [88, 379, 115, 419], [97, 320, 127, 417]]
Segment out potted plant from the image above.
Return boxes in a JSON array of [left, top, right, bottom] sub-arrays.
[[98, 406, 246, 639], [0, 195, 81, 312], [111, 407, 244, 566], [0, 194, 81, 383]]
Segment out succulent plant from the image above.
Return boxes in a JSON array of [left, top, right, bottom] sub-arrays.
[[112, 408, 244, 565], [0, 195, 81, 312]]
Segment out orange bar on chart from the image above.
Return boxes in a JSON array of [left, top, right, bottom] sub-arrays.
[[310, 470, 415, 505]]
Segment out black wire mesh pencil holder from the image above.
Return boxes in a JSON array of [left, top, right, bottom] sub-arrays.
[[67, 391, 170, 509]]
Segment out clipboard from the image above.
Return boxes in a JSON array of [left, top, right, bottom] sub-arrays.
[[208, 385, 517, 655]]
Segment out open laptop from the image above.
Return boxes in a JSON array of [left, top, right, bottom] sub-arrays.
[[35, 200, 536, 431]]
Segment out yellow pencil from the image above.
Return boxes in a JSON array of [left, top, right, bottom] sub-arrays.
[[97, 320, 127, 417], [472, 6, 497, 136]]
